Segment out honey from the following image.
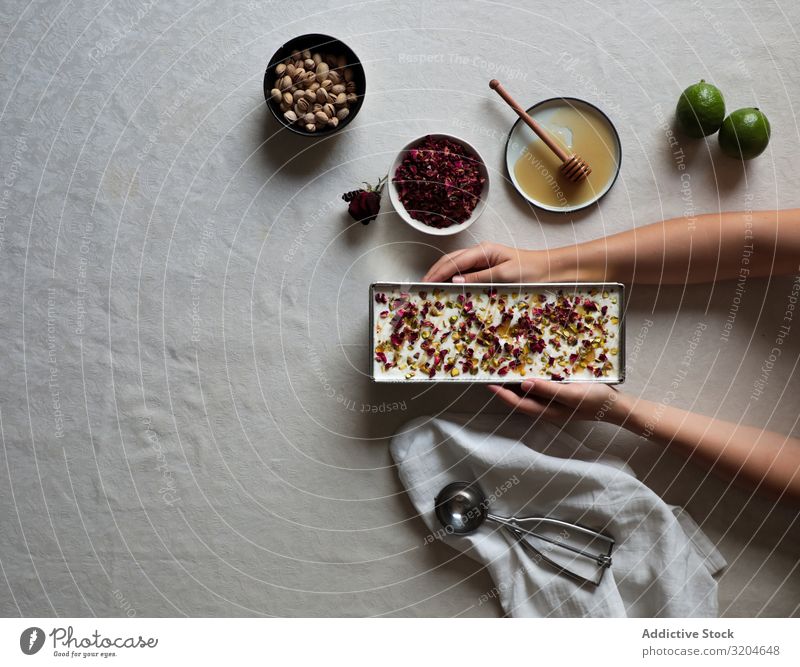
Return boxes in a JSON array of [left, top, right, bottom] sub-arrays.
[[513, 105, 618, 209]]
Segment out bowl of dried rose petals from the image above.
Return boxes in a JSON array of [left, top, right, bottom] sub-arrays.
[[388, 134, 490, 236]]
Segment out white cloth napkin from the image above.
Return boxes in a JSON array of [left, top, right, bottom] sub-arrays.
[[390, 414, 726, 617]]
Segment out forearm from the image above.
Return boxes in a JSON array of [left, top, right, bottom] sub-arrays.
[[612, 394, 800, 500], [542, 209, 800, 284]]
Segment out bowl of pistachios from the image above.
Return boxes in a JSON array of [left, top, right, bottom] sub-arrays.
[[264, 34, 366, 136]]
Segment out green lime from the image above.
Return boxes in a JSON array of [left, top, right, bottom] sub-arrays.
[[675, 80, 726, 137], [718, 108, 771, 160]]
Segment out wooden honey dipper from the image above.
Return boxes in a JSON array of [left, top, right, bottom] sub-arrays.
[[489, 79, 591, 183]]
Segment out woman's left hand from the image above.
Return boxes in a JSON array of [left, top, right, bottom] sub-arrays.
[[487, 380, 630, 425]]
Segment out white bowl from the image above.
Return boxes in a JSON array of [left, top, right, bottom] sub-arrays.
[[388, 133, 490, 236]]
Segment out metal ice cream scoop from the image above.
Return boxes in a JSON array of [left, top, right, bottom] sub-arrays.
[[434, 481, 614, 586]]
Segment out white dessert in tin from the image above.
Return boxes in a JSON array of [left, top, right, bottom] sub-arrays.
[[371, 284, 623, 382]]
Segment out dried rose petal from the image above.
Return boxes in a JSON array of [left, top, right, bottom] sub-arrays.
[[375, 286, 617, 382], [392, 135, 485, 228]]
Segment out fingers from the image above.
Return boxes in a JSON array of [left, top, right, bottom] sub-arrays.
[[521, 378, 567, 396], [423, 243, 498, 282], [453, 266, 508, 283], [487, 385, 542, 416], [520, 379, 584, 405], [423, 248, 468, 282], [487, 385, 571, 421]]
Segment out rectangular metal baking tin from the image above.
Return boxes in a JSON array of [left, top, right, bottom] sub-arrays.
[[369, 282, 626, 384]]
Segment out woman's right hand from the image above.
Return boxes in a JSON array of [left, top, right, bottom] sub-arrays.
[[423, 242, 547, 283]]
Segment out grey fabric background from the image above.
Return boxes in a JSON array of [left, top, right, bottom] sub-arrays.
[[0, 0, 798, 617]]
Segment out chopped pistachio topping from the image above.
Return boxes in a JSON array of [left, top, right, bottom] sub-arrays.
[[373, 287, 621, 381]]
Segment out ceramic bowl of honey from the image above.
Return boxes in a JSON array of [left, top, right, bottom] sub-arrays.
[[504, 97, 621, 213]]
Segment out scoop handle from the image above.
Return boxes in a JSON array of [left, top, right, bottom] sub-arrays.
[[488, 513, 613, 566], [489, 79, 570, 163], [509, 515, 615, 546], [504, 526, 605, 586]]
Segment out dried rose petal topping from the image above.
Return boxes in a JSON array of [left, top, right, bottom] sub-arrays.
[[392, 135, 485, 228], [374, 286, 619, 381]]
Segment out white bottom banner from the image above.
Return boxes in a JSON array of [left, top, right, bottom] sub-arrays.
[[1, 618, 797, 666]]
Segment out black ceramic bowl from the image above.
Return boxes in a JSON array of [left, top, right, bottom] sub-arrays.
[[264, 33, 366, 137]]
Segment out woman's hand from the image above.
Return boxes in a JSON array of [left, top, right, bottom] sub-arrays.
[[487, 380, 631, 425], [423, 242, 545, 283]]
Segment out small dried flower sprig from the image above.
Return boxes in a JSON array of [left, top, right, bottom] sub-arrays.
[[342, 175, 387, 225]]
